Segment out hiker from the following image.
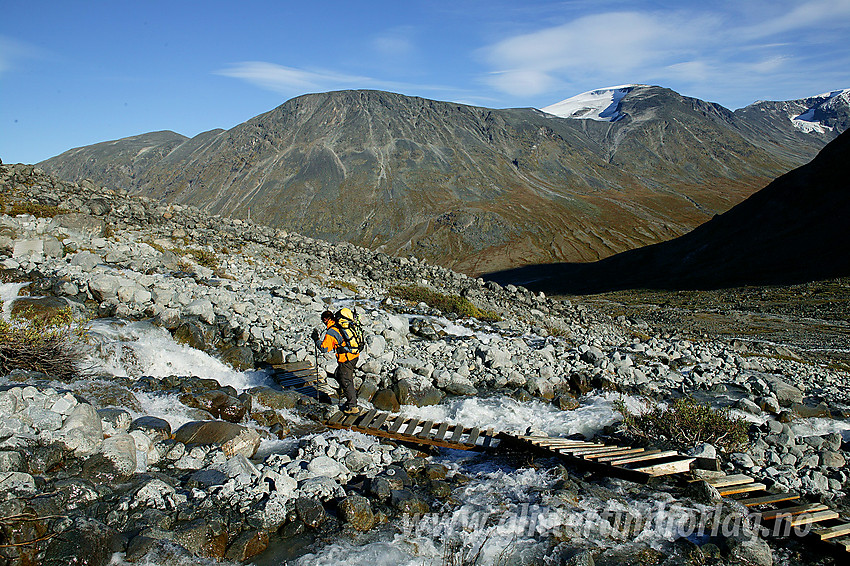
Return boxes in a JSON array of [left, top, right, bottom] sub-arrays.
[[312, 309, 360, 415]]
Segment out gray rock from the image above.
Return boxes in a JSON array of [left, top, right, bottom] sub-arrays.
[[307, 456, 349, 479], [97, 408, 132, 436], [725, 529, 773, 566], [129, 416, 172, 442], [735, 398, 762, 415], [820, 451, 846, 469], [100, 433, 138, 475], [824, 432, 843, 451], [0, 450, 25, 472], [297, 476, 345, 501], [188, 468, 228, 488], [764, 375, 803, 407], [0, 471, 36, 496], [173, 421, 261, 459], [59, 402, 103, 455]]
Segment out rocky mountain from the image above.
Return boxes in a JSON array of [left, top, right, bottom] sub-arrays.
[[486, 129, 850, 294], [38, 87, 848, 276]]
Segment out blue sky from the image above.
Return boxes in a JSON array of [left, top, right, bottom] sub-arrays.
[[2, 0, 849, 164]]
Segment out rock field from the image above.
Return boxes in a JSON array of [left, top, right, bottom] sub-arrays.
[[0, 162, 848, 565]]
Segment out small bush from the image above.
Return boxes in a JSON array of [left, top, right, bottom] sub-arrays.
[[189, 249, 219, 269], [330, 280, 359, 294], [614, 397, 749, 453], [390, 285, 501, 322], [0, 307, 88, 380], [6, 202, 63, 218]]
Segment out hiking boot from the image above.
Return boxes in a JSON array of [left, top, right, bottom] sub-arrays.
[[342, 405, 360, 415]]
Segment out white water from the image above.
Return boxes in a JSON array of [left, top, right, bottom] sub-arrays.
[[0, 282, 28, 321], [87, 319, 272, 390], [397, 392, 644, 438], [84, 319, 283, 430]]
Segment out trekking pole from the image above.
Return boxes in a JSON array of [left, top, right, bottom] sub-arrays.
[[314, 338, 321, 401]]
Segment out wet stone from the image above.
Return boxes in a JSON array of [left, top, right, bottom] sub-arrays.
[[338, 494, 375, 531], [188, 468, 228, 489], [129, 416, 172, 442], [295, 496, 326, 528]]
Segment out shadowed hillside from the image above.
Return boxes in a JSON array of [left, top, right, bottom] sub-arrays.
[[485, 130, 850, 294]]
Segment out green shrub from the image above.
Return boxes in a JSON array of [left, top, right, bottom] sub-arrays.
[[0, 307, 88, 380], [614, 397, 749, 453], [189, 249, 219, 269], [6, 202, 63, 218], [390, 285, 501, 322], [330, 280, 359, 294]]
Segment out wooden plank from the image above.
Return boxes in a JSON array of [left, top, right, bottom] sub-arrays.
[[356, 409, 378, 429], [482, 428, 495, 449], [718, 483, 767, 497], [388, 416, 407, 434], [370, 412, 390, 431], [584, 448, 645, 460], [738, 492, 800, 507], [814, 523, 850, 541], [466, 428, 480, 447], [529, 438, 592, 445], [610, 450, 679, 466], [342, 411, 360, 427], [402, 419, 420, 436], [598, 449, 662, 463], [327, 411, 345, 425], [432, 422, 450, 442], [449, 425, 465, 444], [632, 457, 695, 477], [416, 421, 435, 439], [707, 474, 754, 488], [784, 510, 840, 527], [568, 446, 630, 456], [756, 504, 829, 522]]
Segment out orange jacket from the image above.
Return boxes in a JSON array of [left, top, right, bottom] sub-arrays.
[[319, 319, 359, 363]]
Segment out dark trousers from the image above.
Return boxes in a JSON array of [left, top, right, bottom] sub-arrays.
[[336, 357, 358, 407]]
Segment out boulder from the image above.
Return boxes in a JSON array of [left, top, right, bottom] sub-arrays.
[[372, 388, 400, 412], [763, 375, 803, 407], [100, 433, 137, 475], [338, 494, 375, 531], [173, 421, 261, 459], [224, 530, 269, 562], [248, 386, 301, 410], [43, 517, 119, 566], [129, 416, 172, 442], [59, 402, 103, 455]]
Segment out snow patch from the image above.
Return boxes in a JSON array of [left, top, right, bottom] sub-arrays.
[[540, 85, 644, 121], [790, 88, 849, 133]]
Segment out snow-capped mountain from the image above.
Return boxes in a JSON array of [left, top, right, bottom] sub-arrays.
[[540, 85, 645, 121], [788, 89, 850, 133]]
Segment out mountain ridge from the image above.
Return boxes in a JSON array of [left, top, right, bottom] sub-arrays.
[[37, 86, 848, 275]]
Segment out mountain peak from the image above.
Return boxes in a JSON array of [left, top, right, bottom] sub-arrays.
[[539, 85, 648, 121]]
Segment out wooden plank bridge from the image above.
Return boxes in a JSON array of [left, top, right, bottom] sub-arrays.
[[271, 362, 850, 556]]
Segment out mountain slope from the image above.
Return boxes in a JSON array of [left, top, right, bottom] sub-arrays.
[[38, 88, 845, 275], [486, 129, 850, 293]]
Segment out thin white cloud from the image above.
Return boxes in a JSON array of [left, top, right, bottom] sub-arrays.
[[743, 0, 850, 38], [0, 35, 45, 77], [216, 60, 466, 101], [479, 2, 850, 107], [371, 27, 416, 58], [480, 11, 715, 96], [215, 62, 371, 93]]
